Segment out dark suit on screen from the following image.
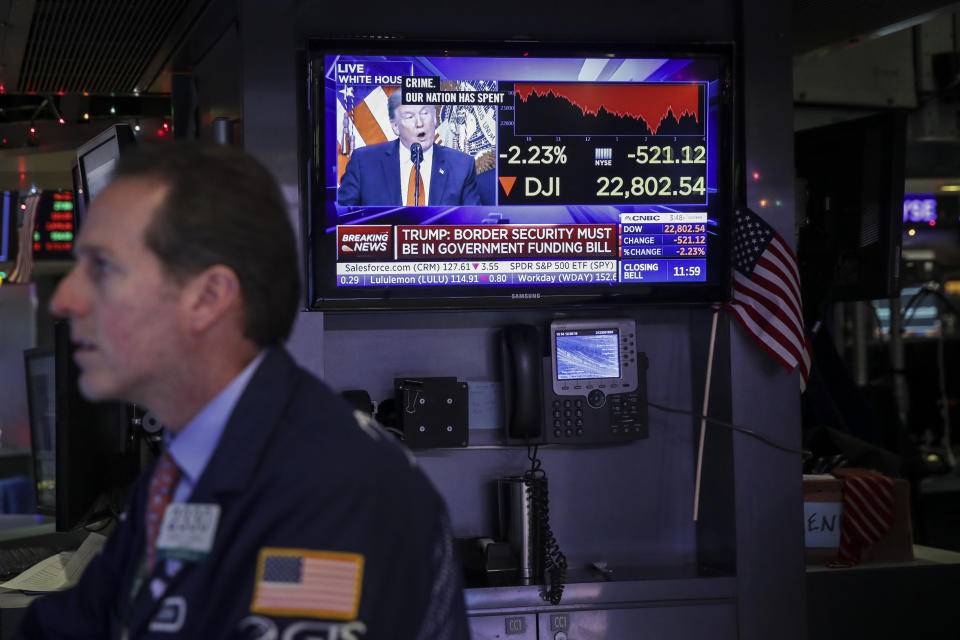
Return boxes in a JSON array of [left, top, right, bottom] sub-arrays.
[[16, 347, 468, 640], [337, 139, 482, 206]]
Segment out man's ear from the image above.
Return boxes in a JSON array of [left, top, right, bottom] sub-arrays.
[[390, 121, 399, 137], [182, 265, 242, 335]]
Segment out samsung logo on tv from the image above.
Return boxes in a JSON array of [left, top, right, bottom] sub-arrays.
[[512, 293, 541, 299]]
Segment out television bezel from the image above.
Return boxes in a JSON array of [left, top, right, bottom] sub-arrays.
[[302, 38, 738, 311]]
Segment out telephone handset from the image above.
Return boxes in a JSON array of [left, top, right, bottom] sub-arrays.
[[500, 324, 543, 439], [500, 319, 649, 445]]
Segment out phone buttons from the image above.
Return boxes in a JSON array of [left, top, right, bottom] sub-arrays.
[[587, 389, 605, 408], [554, 429, 562, 437]]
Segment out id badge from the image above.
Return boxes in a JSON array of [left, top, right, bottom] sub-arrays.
[[156, 503, 221, 562]]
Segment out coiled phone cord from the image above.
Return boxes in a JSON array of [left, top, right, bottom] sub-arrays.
[[525, 443, 567, 605]]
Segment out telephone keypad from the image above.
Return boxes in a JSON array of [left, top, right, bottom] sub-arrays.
[[541, 357, 648, 445]]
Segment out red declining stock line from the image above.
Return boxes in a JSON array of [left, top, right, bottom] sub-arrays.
[[514, 83, 701, 134]]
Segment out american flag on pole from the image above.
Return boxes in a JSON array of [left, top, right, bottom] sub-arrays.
[[251, 548, 364, 620], [728, 207, 812, 391]]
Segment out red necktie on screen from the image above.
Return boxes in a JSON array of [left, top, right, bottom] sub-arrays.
[[145, 452, 181, 572], [829, 468, 895, 567], [406, 165, 425, 206]]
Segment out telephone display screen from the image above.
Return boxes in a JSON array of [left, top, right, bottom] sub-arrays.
[[555, 329, 621, 380]]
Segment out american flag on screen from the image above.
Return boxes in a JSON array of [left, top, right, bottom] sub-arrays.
[[251, 548, 364, 620], [336, 85, 401, 184], [727, 207, 812, 392]]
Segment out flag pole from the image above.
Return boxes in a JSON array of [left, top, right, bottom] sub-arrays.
[[693, 309, 719, 521]]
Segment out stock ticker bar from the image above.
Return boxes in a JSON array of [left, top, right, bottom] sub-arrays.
[[335, 214, 707, 288]]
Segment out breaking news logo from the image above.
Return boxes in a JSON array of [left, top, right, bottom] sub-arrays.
[[337, 225, 393, 259]]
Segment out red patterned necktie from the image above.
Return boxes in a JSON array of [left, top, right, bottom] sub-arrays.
[[830, 468, 894, 567], [145, 452, 181, 572]]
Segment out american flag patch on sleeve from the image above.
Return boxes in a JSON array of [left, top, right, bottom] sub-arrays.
[[251, 548, 364, 620]]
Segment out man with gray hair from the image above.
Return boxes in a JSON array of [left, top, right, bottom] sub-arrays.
[[338, 91, 481, 206]]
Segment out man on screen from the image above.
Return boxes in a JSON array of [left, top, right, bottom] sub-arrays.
[[338, 90, 482, 206]]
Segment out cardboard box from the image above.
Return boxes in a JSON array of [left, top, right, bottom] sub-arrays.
[[803, 474, 914, 564], [803, 475, 843, 563]]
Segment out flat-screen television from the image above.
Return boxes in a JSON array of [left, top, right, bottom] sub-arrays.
[[25, 322, 142, 531], [304, 40, 735, 309]]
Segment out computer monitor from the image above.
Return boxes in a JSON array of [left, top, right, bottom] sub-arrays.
[[76, 124, 136, 210], [71, 163, 88, 231], [31, 190, 75, 260], [25, 322, 143, 531], [23, 347, 55, 514], [796, 112, 907, 319]]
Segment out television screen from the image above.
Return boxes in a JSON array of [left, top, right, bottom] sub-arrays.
[[306, 41, 734, 309]]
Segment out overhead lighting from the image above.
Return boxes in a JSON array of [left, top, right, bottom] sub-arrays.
[[940, 184, 960, 192], [82, 112, 89, 120]]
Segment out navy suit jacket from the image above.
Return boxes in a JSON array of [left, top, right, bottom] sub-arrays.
[[338, 140, 481, 206], [16, 347, 468, 640]]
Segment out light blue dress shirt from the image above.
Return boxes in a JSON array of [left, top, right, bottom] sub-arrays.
[[167, 350, 266, 504]]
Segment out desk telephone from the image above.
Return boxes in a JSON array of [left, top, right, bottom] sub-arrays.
[[497, 318, 648, 604], [501, 318, 649, 445]]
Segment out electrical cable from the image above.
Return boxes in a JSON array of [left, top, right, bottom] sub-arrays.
[[648, 400, 812, 459]]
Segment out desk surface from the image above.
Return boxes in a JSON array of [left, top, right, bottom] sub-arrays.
[[806, 545, 960, 573]]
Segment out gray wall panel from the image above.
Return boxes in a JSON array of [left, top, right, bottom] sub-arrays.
[[323, 308, 697, 569], [733, 0, 807, 638]]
